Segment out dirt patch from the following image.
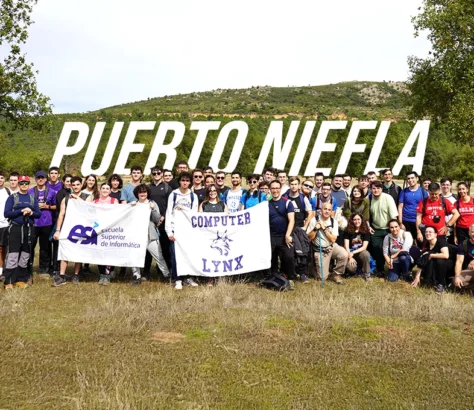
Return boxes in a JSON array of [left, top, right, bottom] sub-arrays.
[[151, 331, 185, 343]]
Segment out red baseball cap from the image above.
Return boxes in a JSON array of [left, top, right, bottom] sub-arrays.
[[19, 176, 30, 183]]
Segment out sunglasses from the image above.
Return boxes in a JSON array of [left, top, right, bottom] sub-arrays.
[[36, 176, 46, 179], [303, 183, 314, 189], [19, 181, 30, 185], [249, 180, 258, 184], [194, 175, 203, 179], [152, 171, 162, 175], [216, 176, 225, 180]]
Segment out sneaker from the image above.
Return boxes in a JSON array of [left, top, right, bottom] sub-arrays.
[[4, 283, 13, 291], [332, 275, 344, 285], [184, 278, 199, 287], [365, 275, 373, 282], [0, 275, 5, 282], [300, 274, 310, 283], [109, 270, 116, 279], [174, 280, 183, 290], [15, 281, 29, 289], [102, 276, 110, 286], [141, 276, 149, 282], [53, 275, 67, 287], [130, 276, 141, 286], [98, 275, 105, 285], [435, 284, 444, 295], [72, 276, 79, 285]]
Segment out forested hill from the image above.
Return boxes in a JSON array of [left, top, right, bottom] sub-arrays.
[[98, 81, 408, 120], [2, 81, 472, 181]]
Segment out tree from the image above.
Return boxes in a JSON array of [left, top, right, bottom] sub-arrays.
[[407, 0, 474, 144], [0, 0, 51, 123]]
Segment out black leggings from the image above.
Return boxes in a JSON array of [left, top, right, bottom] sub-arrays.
[[422, 258, 454, 287]]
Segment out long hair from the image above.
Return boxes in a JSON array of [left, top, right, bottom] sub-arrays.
[[350, 184, 364, 202], [82, 174, 99, 200], [202, 184, 221, 205], [345, 212, 369, 235]]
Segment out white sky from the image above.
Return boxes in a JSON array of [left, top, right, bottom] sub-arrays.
[[24, 0, 431, 114]]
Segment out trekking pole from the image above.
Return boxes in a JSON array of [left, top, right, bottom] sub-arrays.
[[318, 229, 324, 288]]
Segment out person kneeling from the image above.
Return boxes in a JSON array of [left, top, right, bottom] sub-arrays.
[[411, 226, 453, 294], [383, 219, 414, 282], [344, 213, 372, 281], [307, 202, 348, 284]]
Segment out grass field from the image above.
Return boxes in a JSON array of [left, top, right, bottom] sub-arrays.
[[1, 273, 474, 409]]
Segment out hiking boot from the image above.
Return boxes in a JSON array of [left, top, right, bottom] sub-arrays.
[[332, 275, 344, 285], [184, 278, 198, 287], [300, 274, 310, 283], [174, 280, 183, 290], [72, 276, 79, 285], [15, 281, 29, 289], [4, 283, 13, 291], [53, 275, 67, 287], [435, 284, 444, 295]]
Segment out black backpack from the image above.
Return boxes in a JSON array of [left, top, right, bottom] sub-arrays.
[[261, 273, 293, 291]]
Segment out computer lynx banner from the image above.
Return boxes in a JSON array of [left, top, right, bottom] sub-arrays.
[[50, 120, 430, 177], [173, 202, 271, 277]]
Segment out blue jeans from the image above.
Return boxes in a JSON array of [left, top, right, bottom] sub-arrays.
[[387, 253, 411, 281]]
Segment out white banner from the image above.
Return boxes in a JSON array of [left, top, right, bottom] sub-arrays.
[[174, 202, 271, 277], [58, 200, 150, 267]]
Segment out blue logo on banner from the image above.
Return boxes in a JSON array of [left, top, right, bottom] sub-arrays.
[[210, 230, 233, 256], [68, 225, 98, 245]]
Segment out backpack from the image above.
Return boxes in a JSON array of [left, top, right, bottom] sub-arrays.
[[421, 195, 448, 217], [5, 187, 11, 195], [12, 192, 35, 210], [261, 273, 293, 291], [222, 187, 245, 204], [312, 194, 334, 212], [172, 191, 195, 210], [33, 186, 50, 203], [242, 189, 263, 208]]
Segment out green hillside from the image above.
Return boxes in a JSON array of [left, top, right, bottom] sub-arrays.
[[99, 81, 409, 120], [2, 81, 472, 180]]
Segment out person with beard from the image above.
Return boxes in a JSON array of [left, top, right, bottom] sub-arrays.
[[330, 174, 348, 208], [311, 172, 325, 198], [221, 171, 245, 213], [381, 168, 400, 205], [342, 174, 352, 195], [215, 171, 230, 197]]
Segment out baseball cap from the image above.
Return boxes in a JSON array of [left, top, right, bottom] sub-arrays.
[[35, 171, 47, 178], [19, 176, 30, 183]]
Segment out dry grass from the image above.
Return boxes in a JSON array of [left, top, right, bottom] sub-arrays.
[[1, 275, 474, 409]]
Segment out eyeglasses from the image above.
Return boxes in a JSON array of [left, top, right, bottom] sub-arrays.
[[303, 183, 314, 189], [216, 176, 225, 180], [194, 175, 203, 179], [19, 181, 30, 185], [249, 180, 258, 184], [152, 171, 162, 175]]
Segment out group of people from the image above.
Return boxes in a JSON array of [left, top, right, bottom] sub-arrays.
[[1, 163, 474, 294]]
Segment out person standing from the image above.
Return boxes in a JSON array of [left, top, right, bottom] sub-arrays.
[[369, 180, 399, 274], [268, 180, 295, 280], [121, 166, 143, 204], [0, 172, 11, 281], [165, 172, 199, 290], [381, 168, 401, 204], [168, 161, 189, 190], [28, 171, 57, 277], [3, 176, 40, 290], [8, 172, 20, 194], [398, 171, 428, 241], [221, 171, 245, 214]]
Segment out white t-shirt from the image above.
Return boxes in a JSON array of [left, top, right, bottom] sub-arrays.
[[225, 188, 245, 213], [0, 188, 11, 228]]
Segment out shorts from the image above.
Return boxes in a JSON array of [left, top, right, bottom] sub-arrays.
[[0, 226, 8, 247]]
